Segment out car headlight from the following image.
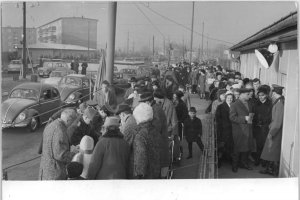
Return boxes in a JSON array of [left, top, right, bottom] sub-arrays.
[[18, 112, 26, 121], [68, 93, 75, 100]]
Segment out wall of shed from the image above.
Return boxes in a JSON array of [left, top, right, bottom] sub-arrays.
[[238, 40, 298, 177]]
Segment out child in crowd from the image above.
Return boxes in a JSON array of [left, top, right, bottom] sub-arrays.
[[66, 161, 85, 180]]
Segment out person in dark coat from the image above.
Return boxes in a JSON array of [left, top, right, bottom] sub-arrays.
[[70, 107, 99, 146], [66, 162, 85, 180], [215, 93, 234, 167], [124, 77, 137, 99], [93, 80, 117, 109], [260, 84, 285, 176], [173, 90, 189, 141], [197, 69, 206, 99], [183, 107, 204, 159], [81, 62, 88, 75], [162, 75, 178, 100], [39, 109, 78, 180], [73, 59, 79, 74], [87, 117, 130, 179], [252, 86, 272, 166], [229, 88, 254, 172]]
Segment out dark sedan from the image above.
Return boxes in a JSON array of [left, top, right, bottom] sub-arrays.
[[58, 74, 94, 106], [1, 83, 62, 132]]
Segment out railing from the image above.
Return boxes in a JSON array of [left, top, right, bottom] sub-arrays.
[[198, 114, 218, 179]]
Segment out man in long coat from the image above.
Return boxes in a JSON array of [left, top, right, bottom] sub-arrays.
[[39, 109, 78, 180], [260, 84, 284, 176], [139, 92, 170, 177], [229, 88, 254, 172]]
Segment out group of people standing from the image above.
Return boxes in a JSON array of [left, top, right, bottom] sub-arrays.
[[70, 59, 88, 75], [38, 65, 205, 180]]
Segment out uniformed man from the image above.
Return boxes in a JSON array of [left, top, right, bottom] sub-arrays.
[[260, 84, 285, 176]]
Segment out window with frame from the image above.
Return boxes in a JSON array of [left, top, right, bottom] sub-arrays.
[[52, 88, 59, 98]]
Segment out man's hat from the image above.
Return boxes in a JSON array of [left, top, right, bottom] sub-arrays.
[[99, 104, 114, 115], [129, 77, 137, 83], [84, 107, 97, 120], [144, 77, 151, 82], [153, 90, 165, 99], [165, 75, 173, 81], [189, 107, 197, 113], [272, 84, 284, 95], [238, 88, 252, 94], [139, 92, 154, 102], [103, 116, 120, 127], [115, 103, 132, 115], [86, 100, 98, 107], [152, 80, 159, 86], [174, 90, 184, 99]]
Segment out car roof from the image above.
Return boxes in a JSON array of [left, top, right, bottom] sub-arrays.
[[13, 82, 55, 91], [66, 74, 87, 78]]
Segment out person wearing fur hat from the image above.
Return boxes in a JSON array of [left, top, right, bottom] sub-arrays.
[[70, 107, 99, 146], [139, 92, 170, 178], [252, 86, 272, 167], [183, 107, 204, 159], [229, 88, 254, 173], [93, 80, 117, 109], [116, 103, 138, 179], [87, 117, 130, 179], [132, 103, 160, 179], [260, 84, 284, 176], [124, 77, 137, 99], [72, 135, 95, 179]]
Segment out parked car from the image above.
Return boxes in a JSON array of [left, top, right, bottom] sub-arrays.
[[38, 61, 69, 77], [58, 74, 94, 106], [7, 60, 38, 73], [1, 83, 62, 132], [41, 68, 75, 88]]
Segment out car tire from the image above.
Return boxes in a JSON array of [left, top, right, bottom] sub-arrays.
[[27, 116, 39, 132]]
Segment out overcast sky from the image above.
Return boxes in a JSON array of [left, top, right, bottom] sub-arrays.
[[2, 1, 297, 51]]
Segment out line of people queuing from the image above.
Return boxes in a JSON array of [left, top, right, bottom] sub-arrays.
[[38, 66, 204, 180]]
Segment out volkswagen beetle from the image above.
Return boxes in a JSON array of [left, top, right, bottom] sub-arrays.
[[1, 82, 62, 132]]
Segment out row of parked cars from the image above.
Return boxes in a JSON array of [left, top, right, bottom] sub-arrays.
[[1, 72, 94, 132]]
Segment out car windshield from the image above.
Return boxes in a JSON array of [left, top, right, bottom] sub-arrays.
[[10, 89, 38, 100], [61, 77, 81, 87], [11, 60, 21, 64], [50, 71, 64, 77]]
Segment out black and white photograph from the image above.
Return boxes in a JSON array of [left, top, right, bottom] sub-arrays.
[[1, 1, 299, 199]]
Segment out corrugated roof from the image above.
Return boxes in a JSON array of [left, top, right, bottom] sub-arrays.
[[230, 11, 297, 51], [38, 17, 98, 28], [18, 43, 97, 51]]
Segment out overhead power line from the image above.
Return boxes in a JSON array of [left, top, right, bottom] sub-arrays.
[[139, 2, 234, 45], [134, 3, 165, 39]]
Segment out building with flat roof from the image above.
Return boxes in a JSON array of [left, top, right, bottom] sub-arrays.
[[17, 43, 98, 62], [1, 27, 36, 52], [37, 17, 98, 49]]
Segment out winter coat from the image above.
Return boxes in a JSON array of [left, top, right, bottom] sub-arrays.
[[121, 114, 138, 179], [197, 74, 206, 93], [182, 92, 191, 109], [183, 116, 202, 143], [87, 130, 130, 179], [174, 99, 189, 123], [261, 97, 284, 162], [216, 102, 233, 150], [161, 98, 178, 136], [191, 70, 199, 85], [211, 100, 223, 115], [252, 98, 272, 150], [93, 89, 117, 109], [162, 83, 178, 100], [164, 70, 179, 85], [133, 122, 160, 179], [229, 99, 254, 152], [39, 119, 75, 180], [70, 117, 99, 146], [152, 103, 170, 168]]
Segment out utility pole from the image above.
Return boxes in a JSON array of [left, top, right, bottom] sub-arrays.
[[206, 37, 209, 59], [163, 38, 165, 56], [106, 2, 117, 84], [132, 40, 134, 54], [182, 37, 185, 60], [201, 22, 204, 61], [22, 2, 27, 79], [87, 20, 90, 60], [189, 1, 195, 64], [127, 31, 129, 55], [152, 35, 155, 58]]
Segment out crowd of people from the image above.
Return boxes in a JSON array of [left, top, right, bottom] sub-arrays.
[[38, 61, 284, 180]]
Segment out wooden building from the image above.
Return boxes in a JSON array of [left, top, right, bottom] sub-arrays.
[[230, 11, 298, 177]]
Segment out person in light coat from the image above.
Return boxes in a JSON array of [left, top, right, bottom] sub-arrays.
[[39, 109, 78, 180], [260, 84, 285, 176]]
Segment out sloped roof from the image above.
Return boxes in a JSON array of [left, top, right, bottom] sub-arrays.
[[18, 43, 97, 51], [230, 11, 297, 52], [38, 17, 98, 28]]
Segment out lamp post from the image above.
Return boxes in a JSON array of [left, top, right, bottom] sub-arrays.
[[22, 2, 27, 79]]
